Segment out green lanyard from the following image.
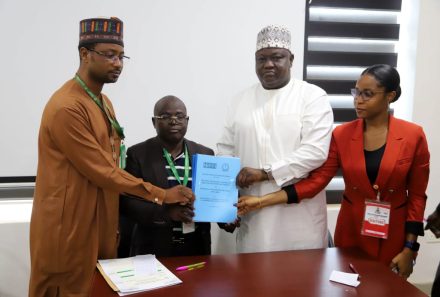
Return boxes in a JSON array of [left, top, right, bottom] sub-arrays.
[[163, 145, 190, 187], [74, 74, 126, 168], [74, 74, 125, 140]]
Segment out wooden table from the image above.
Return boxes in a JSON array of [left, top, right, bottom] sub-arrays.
[[90, 248, 427, 297]]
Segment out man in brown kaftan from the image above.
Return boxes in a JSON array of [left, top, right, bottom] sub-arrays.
[[28, 17, 194, 297]]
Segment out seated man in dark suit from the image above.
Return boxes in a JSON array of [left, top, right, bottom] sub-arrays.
[[118, 95, 213, 257]]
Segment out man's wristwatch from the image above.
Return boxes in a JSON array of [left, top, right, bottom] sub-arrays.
[[404, 240, 420, 252], [263, 164, 272, 180]]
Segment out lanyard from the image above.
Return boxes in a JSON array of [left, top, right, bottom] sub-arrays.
[[163, 145, 189, 186], [74, 74, 125, 139]]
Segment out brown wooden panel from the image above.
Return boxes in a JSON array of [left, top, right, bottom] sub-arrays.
[[309, 0, 402, 10], [91, 248, 427, 297], [306, 80, 355, 95], [306, 51, 398, 67], [0, 187, 34, 199], [326, 190, 343, 204], [308, 22, 400, 39], [333, 107, 357, 122], [0, 176, 36, 183]]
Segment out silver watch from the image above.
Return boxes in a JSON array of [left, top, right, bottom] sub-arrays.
[[263, 165, 272, 180]]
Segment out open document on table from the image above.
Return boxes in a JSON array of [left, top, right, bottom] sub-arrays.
[[97, 255, 182, 296], [192, 154, 240, 223]]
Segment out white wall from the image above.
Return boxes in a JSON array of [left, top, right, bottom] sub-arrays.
[[0, 1, 305, 296], [0, 0, 305, 177], [0, 200, 32, 297], [407, 0, 440, 287], [1, 0, 440, 296]]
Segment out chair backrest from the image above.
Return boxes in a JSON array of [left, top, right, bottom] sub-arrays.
[[328, 230, 335, 248]]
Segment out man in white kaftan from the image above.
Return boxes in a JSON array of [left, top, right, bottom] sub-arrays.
[[217, 25, 334, 253]]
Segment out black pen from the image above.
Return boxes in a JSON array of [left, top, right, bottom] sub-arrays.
[[349, 263, 360, 278]]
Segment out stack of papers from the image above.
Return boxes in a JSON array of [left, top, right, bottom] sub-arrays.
[[97, 255, 182, 296], [329, 270, 360, 287], [192, 154, 240, 223]]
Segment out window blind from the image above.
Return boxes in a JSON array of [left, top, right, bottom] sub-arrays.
[[303, 0, 402, 203]]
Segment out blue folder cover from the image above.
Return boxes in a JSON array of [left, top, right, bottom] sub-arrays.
[[192, 154, 240, 223]]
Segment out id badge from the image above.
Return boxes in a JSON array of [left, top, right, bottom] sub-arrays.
[[119, 141, 126, 169], [361, 200, 391, 239], [182, 222, 195, 234]]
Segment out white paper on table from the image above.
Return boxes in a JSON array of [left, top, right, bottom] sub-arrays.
[[133, 255, 157, 275], [117, 260, 182, 296], [329, 270, 360, 287], [98, 255, 181, 294]]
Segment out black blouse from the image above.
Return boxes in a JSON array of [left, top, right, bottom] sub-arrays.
[[364, 144, 386, 185]]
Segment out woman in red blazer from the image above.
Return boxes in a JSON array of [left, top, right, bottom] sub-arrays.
[[237, 64, 430, 279]]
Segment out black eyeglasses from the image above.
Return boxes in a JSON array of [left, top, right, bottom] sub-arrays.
[[153, 114, 189, 122], [351, 88, 385, 102], [87, 48, 130, 62]]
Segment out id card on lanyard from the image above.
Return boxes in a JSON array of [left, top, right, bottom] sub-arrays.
[[74, 74, 126, 168], [361, 186, 391, 239], [163, 145, 195, 234], [119, 141, 126, 169]]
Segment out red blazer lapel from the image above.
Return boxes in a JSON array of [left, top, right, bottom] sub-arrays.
[[375, 116, 403, 193], [348, 120, 377, 198]]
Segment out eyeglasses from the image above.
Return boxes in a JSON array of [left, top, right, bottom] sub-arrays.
[[153, 114, 189, 122], [87, 48, 130, 62], [351, 88, 385, 101]]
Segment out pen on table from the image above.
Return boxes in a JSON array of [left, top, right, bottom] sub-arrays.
[[349, 263, 360, 277], [176, 261, 206, 271], [186, 265, 205, 271], [176, 263, 205, 272]]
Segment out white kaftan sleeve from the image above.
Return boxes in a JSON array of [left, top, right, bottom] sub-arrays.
[[270, 92, 334, 186], [216, 99, 237, 157]]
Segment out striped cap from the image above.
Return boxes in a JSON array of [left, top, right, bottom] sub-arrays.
[[79, 17, 124, 47]]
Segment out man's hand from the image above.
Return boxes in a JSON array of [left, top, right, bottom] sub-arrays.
[[237, 196, 261, 216], [219, 217, 241, 233], [163, 185, 194, 204], [236, 167, 268, 188], [425, 209, 440, 238], [164, 204, 194, 223], [389, 249, 415, 279]]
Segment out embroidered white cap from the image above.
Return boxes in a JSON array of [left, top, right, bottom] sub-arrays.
[[256, 25, 291, 52]]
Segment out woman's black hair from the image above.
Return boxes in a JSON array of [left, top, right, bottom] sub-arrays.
[[361, 64, 401, 102]]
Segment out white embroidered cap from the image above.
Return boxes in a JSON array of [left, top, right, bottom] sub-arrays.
[[256, 25, 291, 52]]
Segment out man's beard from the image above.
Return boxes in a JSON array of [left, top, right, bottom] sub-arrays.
[[90, 71, 119, 84]]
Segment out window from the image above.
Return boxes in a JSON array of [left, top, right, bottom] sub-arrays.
[[303, 0, 402, 203]]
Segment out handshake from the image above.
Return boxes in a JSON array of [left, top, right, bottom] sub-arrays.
[[163, 185, 195, 205]]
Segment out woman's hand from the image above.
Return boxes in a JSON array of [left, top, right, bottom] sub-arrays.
[[237, 196, 261, 216], [389, 248, 415, 279]]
